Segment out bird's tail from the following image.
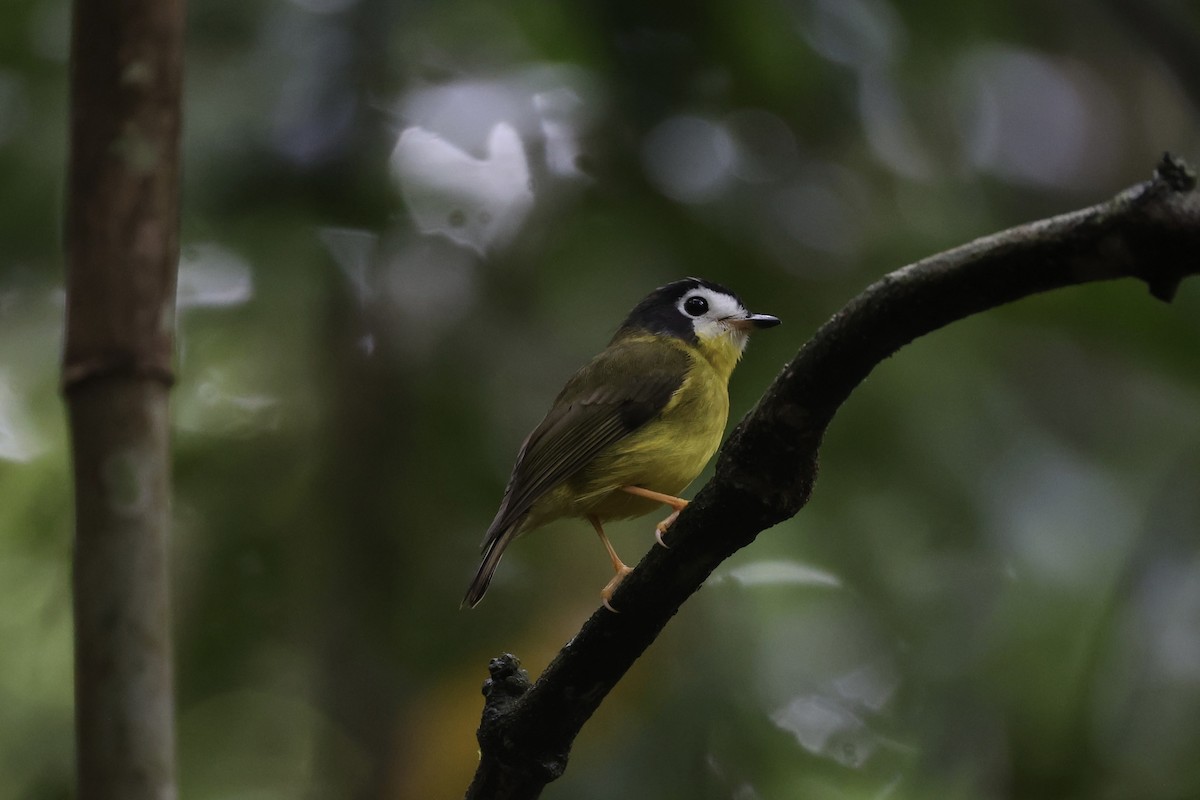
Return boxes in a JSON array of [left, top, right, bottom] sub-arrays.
[[461, 525, 518, 609]]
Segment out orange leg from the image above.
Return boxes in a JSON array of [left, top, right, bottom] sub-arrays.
[[589, 514, 632, 612], [620, 486, 689, 548]]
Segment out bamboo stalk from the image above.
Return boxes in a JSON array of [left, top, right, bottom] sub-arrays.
[[63, 0, 185, 796]]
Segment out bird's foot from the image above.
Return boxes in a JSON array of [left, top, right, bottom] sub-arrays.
[[601, 564, 634, 613], [654, 501, 688, 548], [654, 513, 677, 548], [618, 486, 690, 548]]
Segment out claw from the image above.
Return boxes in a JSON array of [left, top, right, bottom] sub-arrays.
[[654, 508, 684, 548], [601, 565, 633, 612]]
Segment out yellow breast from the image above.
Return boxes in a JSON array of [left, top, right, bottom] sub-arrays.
[[550, 333, 741, 523]]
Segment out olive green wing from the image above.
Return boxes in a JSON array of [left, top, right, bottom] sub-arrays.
[[483, 338, 690, 545], [463, 339, 689, 607]]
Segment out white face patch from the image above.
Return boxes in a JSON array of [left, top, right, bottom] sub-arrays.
[[676, 286, 751, 350]]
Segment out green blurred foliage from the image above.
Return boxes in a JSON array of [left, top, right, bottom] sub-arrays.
[[3, 0, 1200, 798]]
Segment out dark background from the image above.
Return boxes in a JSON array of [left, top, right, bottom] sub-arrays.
[[3, 0, 1200, 797]]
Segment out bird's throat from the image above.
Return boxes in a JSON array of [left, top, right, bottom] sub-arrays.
[[694, 330, 746, 382]]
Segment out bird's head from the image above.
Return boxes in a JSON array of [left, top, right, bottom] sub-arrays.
[[620, 277, 779, 345], [616, 277, 780, 373]]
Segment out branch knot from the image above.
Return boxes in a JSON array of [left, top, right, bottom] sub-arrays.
[[481, 654, 531, 710]]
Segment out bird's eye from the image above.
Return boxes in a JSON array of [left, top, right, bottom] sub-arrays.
[[683, 295, 709, 317]]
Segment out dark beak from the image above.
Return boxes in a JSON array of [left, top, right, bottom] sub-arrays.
[[730, 313, 780, 331]]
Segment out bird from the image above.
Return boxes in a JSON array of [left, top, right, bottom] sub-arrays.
[[463, 277, 780, 610]]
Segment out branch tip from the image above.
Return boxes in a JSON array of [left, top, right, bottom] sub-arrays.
[[1155, 152, 1196, 192]]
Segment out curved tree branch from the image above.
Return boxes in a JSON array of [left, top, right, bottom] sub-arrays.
[[465, 155, 1200, 800]]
